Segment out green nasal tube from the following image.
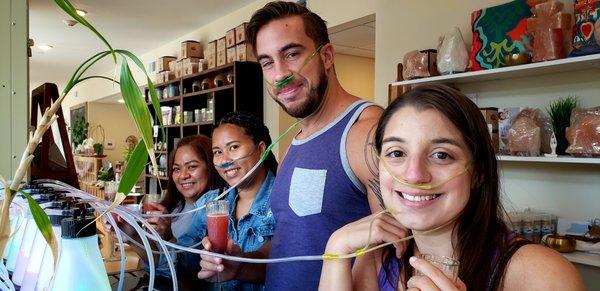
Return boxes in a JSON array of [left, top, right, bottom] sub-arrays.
[[266, 44, 324, 89], [273, 74, 294, 88]]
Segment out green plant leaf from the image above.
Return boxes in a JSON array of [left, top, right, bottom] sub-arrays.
[[19, 190, 58, 267], [117, 50, 161, 123], [118, 140, 148, 195], [117, 50, 165, 135], [119, 59, 153, 147], [54, 0, 116, 62], [63, 51, 113, 95]]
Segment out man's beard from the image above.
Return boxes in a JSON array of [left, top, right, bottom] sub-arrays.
[[274, 68, 328, 119]]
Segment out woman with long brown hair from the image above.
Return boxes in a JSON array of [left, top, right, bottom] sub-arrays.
[[320, 84, 583, 290], [146, 135, 224, 241]]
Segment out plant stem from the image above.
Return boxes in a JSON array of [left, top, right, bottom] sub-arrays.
[[0, 189, 14, 255]]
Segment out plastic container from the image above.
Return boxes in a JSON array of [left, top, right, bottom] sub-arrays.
[[32, 214, 66, 291], [50, 214, 110, 291]]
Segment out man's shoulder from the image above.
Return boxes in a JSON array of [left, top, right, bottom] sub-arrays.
[[349, 102, 383, 134]]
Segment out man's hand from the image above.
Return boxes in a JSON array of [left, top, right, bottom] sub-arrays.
[[198, 237, 242, 282]]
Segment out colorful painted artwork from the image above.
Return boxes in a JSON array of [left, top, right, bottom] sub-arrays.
[[569, 0, 600, 57], [469, 0, 533, 70]]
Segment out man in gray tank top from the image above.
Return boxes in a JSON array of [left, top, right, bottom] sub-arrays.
[[198, 2, 401, 290]]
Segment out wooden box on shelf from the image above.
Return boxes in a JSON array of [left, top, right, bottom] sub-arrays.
[[235, 22, 248, 44], [236, 42, 255, 62], [181, 40, 201, 58], [174, 59, 184, 79], [157, 56, 176, 72], [227, 46, 236, 64], [205, 41, 217, 69], [156, 71, 175, 84], [217, 37, 227, 67], [182, 57, 200, 76], [226, 28, 236, 48]]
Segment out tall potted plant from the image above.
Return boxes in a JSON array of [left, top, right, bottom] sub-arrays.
[[547, 96, 578, 155]]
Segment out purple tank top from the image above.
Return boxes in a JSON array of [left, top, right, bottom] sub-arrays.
[[377, 232, 523, 290], [265, 101, 374, 291]]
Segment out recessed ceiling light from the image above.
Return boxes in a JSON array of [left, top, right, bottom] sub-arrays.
[[37, 44, 53, 51], [117, 99, 125, 103], [76, 9, 87, 17]]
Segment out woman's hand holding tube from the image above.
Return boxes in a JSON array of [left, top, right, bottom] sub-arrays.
[[325, 211, 408, 257]]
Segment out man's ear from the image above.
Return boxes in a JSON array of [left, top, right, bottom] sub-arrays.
[[320, 43, 335, 70]]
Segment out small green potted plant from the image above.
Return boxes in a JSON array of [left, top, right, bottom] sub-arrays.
[[93, 142, 104, 156], [546, 96, 578, 155]]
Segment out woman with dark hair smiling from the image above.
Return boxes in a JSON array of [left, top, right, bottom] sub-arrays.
[[145, 134, 224, 241], [170, 111, 278, 291], [320, 84, 584, 291]]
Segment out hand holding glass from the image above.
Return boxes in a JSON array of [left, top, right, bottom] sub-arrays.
[[415, 254, 460, 282], [142, 193, 161, 214]]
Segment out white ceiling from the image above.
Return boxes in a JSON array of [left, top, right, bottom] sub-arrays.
[[29, 0, 252, 90], [329, 20, 375, 58], [29, 0, 375, 100]]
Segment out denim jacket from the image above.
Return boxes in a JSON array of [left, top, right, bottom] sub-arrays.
[[158, 171, 276, 291]]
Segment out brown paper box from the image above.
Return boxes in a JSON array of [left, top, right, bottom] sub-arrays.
[[157, 56, 176, 72], [181, 41, 201, 58], [206, 41, 216, 55], [174, 59, 184, 78], [236, 42, 256, 61], [183, 63, 199, 76], [198, 59, 208, 72], [217, 50, 226, 67], [217, 37, 226, 53], [227, 47, 236, 64], [163, 71, 175, 81], [235, 22, 248, 44], [226, 29, 236, 48], [206, 53, 216, 69], [182, 57, 200, 67], [168, 60, 177, 72]]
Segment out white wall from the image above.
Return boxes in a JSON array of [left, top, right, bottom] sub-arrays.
[[335, 53, 375, 101], [0, 0, 28, 178], [309, 0, 374, 28], [375, 0, 599, 285]]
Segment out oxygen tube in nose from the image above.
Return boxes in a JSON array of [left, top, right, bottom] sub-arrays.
[[214, 147, 258, 169]]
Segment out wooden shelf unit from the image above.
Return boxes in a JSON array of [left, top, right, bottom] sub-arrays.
[[142, 61, 263, 194]]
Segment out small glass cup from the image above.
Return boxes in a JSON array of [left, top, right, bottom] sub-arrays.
[[415, 254, 460, 282], [206, 200, 229, 290], [142, 193, 161, 214], [206, 200, 230, 253]]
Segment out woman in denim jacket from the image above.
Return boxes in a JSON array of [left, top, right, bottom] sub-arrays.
[[171, 111, 278, 291]]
